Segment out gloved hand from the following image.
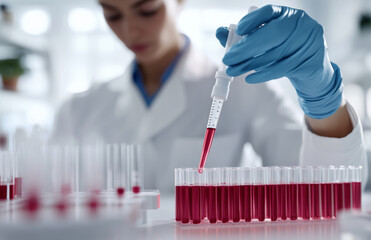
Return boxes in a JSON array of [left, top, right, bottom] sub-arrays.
[[216, 5, 343, 119]]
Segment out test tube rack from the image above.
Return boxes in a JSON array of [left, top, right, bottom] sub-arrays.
[[175, 166, 362, 224], [0, 142, 160, 224]]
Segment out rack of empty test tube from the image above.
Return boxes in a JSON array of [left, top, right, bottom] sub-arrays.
[[175, 166, 362, 224], [0, 128, 159, 224]]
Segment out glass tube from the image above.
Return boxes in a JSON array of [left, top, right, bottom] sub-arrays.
[[229, 168, 240, 222], [216, 168, 229, 223], [127, 144, 142, 194], [351, 166, 362, 210], [240, 168, 253, 222], [311, 167, 321, 219], [280, 167, 290, 220], [270, 167, 280, 221], [299, 167, 312, 220], [344, 166, 353, 210], [334, 166, 345, 216], [207, 168, 217, 223]]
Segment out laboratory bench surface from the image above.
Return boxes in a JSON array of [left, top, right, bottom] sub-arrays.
[[140, 193, 371, 240]]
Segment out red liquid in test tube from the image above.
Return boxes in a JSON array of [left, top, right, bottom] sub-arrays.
[[321, 183, 333, 218], [229, 185, 240, 222], [207, 186, 217, 223], [310, 183, 321, 219], [181, 186, 190, 223], [217, 186, 229, 223], [175, 186, 182, 221], [191, 186, 201, 224], [343, 182, 352, 210], [268, 184, 279, 221], [200, 186, 208, 220], [117, 187, 125, 197], [334, 183, 344, 217], [352, 182, 361, 210], [254, 185, 265, 222], [132, 186, 140, 194], [198, 128, 215, 173], [0, 185, 7, 200], [288, 183, 298, 220], [15, 177, 22, 198], [240, 185, 253, 222], [299, 183, 310, 220], [280, 184, 288, 220]]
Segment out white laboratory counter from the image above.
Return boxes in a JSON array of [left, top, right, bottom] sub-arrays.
[[140, 193, 371, 240]]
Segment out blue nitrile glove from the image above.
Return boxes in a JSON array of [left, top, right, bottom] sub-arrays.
[[216, 5, 343, 119]]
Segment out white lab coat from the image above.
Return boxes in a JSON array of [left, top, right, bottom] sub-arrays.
[[53, 42, 368, 193]]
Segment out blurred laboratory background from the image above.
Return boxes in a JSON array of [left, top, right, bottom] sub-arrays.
[[0, 0, 370, 157]]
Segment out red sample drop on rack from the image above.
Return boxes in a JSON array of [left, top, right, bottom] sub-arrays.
[[132, 186, 141, 194], [116, 187, 125, 197]]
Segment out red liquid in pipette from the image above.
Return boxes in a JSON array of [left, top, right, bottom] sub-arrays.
[[198, 128, 216, 173]]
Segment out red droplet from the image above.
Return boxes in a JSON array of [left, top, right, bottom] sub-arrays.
[[87, 197, 100, 212], [132, 186, 140, 194], [23, 194, 40, 213], [55, 199, 68, 214], [116, 187, 125, 197]]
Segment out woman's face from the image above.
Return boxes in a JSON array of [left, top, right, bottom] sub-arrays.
[[99, 0, 180, 63]]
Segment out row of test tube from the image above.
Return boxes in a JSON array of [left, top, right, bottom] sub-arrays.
[[175, 166, 362, 224], [0, 142, 143, 213]]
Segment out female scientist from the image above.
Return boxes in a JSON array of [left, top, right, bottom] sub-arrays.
[[53, 0, 367, 193]]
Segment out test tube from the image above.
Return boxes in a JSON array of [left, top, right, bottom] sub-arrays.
[[253, 167, 267, 222], [199, 169, 208, 221], [320, 166, 334, 219], [344, 166, 352, 210], [175, 168, 181, 221], [240, 168, 253, 222], [310, 167, 321, 219], [351, 166, 362, 210], [228, 168, 240, 222], [269, 167, 281, 221], [190, 169, 201, 224], [180, 169, 190, 223], [14, 151, 22, 198], [299, 167, 311, 220], [207, 168, 217, 223], [289, 167, 299, 220], [0, 152, 14, 200], [112, 144, 127, 197], [280, 167, 290, 220], [216, 168, 229, 223], [127, 144, 142, 194], [334, 166, 345, 216]]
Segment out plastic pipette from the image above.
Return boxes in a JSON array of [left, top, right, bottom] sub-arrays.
[[198, 24, 243, 173]]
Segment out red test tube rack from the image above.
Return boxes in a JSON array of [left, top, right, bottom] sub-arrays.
[[175, 166, 363, 224]]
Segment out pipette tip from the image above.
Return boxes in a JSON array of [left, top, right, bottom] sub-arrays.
[[198, 168, 203, 174]]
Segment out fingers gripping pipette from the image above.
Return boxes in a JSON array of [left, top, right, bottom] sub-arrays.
[[198, 25, 243, 173]]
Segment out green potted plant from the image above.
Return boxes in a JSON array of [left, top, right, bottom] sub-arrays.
[[0, 57, 26, 91]]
